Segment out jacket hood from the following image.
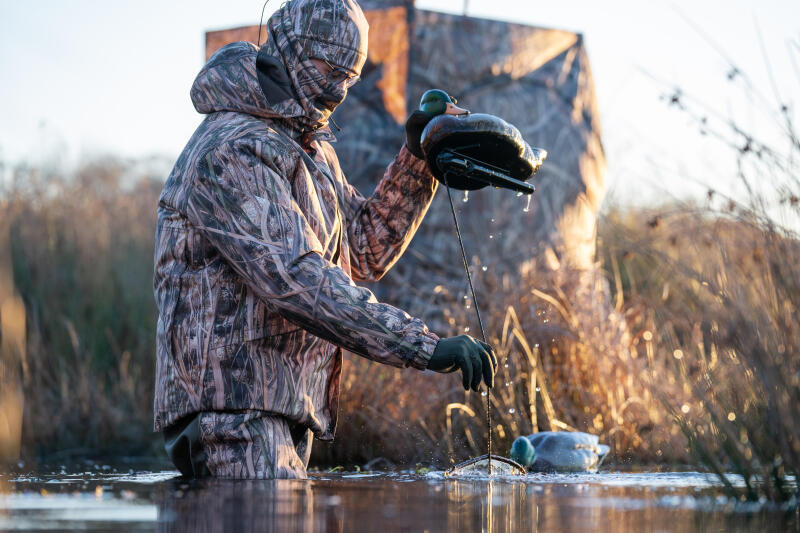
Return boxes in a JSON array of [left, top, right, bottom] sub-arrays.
[[267, 0, 369, 75], [190, 0, 369, 141], [190, 41, 304, 122], [260, 0, 368, 133]]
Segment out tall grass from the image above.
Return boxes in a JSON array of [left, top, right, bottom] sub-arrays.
[[1, 211, 25, 462], [2, 157, 165, 457], [1, 135, 797, 503], [3, 155, 682, 467], [325, 257, 687, 468], [600, 204, 799, 502]]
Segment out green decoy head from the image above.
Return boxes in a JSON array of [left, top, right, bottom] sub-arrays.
[[419, 89, 469, 117], [509, 437, 535, 469]]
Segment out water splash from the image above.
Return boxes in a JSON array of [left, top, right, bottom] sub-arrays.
[[462, 190, 469, 203]]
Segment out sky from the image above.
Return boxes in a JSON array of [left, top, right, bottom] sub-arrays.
[[1, 0, 798, 204]]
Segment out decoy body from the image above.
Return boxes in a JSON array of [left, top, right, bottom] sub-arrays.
[[509, 431, 611, 473], [417, 90, 546, 193]]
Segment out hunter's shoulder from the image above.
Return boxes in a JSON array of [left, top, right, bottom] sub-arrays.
[[209, 114, 299, 162]]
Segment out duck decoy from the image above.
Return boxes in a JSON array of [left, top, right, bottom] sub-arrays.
[[418, 90, 547, 193], [509, 431, 611, 473]]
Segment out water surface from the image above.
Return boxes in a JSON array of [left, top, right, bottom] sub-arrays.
[[1, 465, 796, 532]]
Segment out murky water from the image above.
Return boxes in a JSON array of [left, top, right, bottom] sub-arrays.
[[1, 465, 797, 532]]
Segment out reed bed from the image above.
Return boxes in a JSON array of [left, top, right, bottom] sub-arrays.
[[1, 158, 164, 457], [1, 153, 797, 502]]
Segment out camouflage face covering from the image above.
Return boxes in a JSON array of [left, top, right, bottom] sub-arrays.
[[262, 0, 369, 132]]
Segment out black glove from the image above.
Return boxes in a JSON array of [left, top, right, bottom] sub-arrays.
[[404, 110, 434, 159], [427, 335, 498, 391]]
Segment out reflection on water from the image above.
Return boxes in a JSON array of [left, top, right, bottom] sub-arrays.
[[0, 466, 796, 532]]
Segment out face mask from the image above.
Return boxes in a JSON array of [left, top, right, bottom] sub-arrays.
[[314, 84, 346, 114]]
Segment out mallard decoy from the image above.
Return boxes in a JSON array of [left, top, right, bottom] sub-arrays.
[[418, 98, 546, 193], [509, 431, 611, 473], [419, 89, 469, 117]]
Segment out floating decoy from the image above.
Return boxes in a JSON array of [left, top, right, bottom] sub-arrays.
[[509, 431, 611, 473]]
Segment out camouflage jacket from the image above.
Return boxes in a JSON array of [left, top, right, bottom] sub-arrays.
[[153, 42, 439, 438]]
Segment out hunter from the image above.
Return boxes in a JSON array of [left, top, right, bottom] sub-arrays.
[[153, 0, 497, 479]]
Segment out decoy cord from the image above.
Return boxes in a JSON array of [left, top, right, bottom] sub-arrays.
[[443, 173, 492, 475]]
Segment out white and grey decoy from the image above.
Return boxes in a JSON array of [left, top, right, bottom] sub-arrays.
[[509, 431, 611, 473]]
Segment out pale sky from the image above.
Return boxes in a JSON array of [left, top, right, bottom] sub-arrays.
[[1, 0, 798, 204]]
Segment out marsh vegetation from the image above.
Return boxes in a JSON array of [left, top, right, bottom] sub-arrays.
[[1, 52, 799, 503]]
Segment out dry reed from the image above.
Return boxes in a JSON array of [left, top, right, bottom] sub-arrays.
[[1, 148, 797, 502]]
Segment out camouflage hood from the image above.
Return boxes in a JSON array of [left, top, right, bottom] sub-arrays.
[[260, 0, 368, 132], [191, 42, 286, 121], [191, 0, 368, 139]]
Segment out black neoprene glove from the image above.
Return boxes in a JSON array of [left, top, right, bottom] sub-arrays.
[[427, 335, 498, 391], [404, 110, 434, 159]]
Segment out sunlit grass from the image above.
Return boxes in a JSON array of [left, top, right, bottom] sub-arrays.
[[1, 150, 797, 502]]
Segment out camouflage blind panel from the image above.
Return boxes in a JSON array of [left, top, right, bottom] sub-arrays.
[[205, 3, 605, 329]]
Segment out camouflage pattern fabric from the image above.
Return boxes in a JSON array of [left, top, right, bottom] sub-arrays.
[[258, 0, 369, 136], [199, 411, 313, 479], [154, 1, 440, 444], [205, 5, 608, 330]]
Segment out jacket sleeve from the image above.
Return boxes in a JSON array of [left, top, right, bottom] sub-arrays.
[[338, 144, 439, 282], [183, 144, 439, 370]]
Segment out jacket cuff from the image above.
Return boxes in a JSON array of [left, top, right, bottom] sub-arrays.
[[407, 330, 440, 371]]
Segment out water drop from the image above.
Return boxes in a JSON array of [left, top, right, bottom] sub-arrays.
[[464, 326, 470, 332], [535, 387, 541, 392], [516, 191, 523, 197], [489, 234, 494, 239], [463, 294, 469, 300], [505, 381, 512, 387], [481, 391, 488, 397], [481, 266, 488, 272], [523, 195, 532, 212], [534, 344, 539, 348], [490, 218, 495, 223], [504, 363, 509, 368], [462, 190, 469, 203], [465, 304, 471, 309], [508, 408, 516, 414]]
